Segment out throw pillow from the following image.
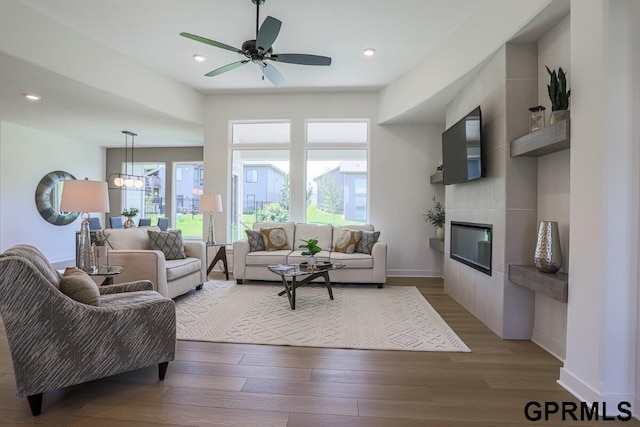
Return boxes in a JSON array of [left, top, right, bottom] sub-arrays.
[[334, 229, 363, 254], [355, 230, 381, 254], [148, 229, 187, 260], [60, 267, 100, 306], [260, 227, 289, 251], [246, 229, 266, 252]]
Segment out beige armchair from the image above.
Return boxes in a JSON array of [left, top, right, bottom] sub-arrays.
[[0, 245, 176, 416], [103, 226, 206, 299]]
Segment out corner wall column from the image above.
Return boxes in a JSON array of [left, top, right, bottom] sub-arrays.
[[560, 0, 639, 410]]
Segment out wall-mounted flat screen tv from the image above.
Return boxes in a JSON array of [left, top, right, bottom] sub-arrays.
[[442, 106, 484, 185]]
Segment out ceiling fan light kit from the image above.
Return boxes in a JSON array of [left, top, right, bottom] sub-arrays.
[[180, 0, 331, 87]]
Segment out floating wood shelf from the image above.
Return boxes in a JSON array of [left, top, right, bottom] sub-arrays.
[[430, 171, 443, 184], [510, 119, 570, 157], [429, 237, 444, 253], [508, 264, 568, 303]]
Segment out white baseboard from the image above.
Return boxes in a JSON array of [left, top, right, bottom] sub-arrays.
[[387, 269, 442, 277], [559, 367, 634, 417], [531, 328, 565, 361]]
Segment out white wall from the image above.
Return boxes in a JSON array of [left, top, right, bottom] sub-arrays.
[[203, 92, 444, 277], [533, 15, 570, 360], [633, 0, 640, 417], [560, 0, 638, 412], [0, 122, 105, 262]]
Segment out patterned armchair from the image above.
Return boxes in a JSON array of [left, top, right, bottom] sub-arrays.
[[0, 245, 176, 416]]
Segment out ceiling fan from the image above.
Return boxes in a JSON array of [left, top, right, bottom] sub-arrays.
[[180, 0, 332, 87]]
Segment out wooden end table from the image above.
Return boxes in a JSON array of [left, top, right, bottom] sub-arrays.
[[206, 243, 229, 280]]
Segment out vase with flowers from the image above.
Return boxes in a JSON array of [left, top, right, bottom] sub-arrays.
[[424, 196, 446, 240], [92, 231, 109, 267], [121, 207, 139, 228]]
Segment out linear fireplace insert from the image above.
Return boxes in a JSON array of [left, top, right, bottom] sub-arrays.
[[450, 221, 492, 275]]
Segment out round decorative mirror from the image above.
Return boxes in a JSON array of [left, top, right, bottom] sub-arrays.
[[35, 170, 80, 225]]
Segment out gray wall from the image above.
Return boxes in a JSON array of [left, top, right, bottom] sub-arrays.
[[444, 43, 539, 339]]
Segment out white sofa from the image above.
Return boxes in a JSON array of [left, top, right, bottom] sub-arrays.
[[233, 222, 387, 287], [103, 226, 206, 299]]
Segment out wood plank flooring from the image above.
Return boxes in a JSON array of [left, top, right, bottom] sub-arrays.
[[0, 277, 637, 426]]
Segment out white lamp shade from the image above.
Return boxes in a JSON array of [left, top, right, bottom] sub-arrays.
[[200, 193, 223, 212], [60, 179, 110, 213]]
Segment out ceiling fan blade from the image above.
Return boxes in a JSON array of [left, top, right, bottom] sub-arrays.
[[256, 16, 282, 53], [271, 54, 332, 66], [180, 32, 243, 54], [261, 62, 285, 87], [205, 60, 249, 77]]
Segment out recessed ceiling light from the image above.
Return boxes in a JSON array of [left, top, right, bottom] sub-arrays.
[[193, 54, 206, 62], [363, 48, 376, 57], [23, 93, 41, 101]]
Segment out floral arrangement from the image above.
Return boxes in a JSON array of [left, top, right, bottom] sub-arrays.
[[93, 231, 108, 246], [424, 196, 445, 228], [121, 207, 139, 217]]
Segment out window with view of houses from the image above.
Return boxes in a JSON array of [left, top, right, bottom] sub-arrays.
[[228, 120, 368, 242]]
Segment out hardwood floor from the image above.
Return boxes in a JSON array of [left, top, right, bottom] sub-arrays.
[[0, 277, 637, 426]]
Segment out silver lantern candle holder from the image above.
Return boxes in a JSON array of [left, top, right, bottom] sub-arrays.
[[529, 105, 546, 133]]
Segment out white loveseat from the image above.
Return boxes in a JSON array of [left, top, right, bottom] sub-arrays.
[[103, 226, 206, 299], [233, 222, 387, 287]]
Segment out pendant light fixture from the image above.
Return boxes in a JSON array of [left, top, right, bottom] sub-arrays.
[[109, 131, 145, 190]]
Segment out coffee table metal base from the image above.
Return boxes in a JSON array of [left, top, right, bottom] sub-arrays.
[[277, 270, 334, 310]]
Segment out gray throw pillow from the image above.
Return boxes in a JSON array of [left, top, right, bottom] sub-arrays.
[[246, 229, 266, 252], [355, 230, 381, 255], [148, 229, 187, 260], [60, 267, 100, 306]]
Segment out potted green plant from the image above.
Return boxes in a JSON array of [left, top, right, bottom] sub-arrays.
[[546, 65, 571, 124], [92, 231, 108, 266], [424, 196, 445, 240], [299, 238, 322, 267], [121, 207, 139, 228]]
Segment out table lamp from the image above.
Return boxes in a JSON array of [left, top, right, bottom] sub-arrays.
[[200, 193, 222, 245], [60, 178, 110, 271]]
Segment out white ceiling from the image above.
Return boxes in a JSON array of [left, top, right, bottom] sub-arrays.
[[0, 0, 569, 147], [21, 0, 483, 92]]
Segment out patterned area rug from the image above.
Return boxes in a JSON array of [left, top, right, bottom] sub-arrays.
[[174, 281, 470, 352]]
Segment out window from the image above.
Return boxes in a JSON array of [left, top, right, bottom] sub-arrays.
[[226, 119, 368, 241], [307, 120, 368, 143], [231, 149, 290, 241], [232, 122, 290, 144], [306, 149, 368, 225], [122, 163, 166, 226], [230, 121, 291, 241], [173, 162, 204, 239], [245, 169, 258, 183], [305, 120, 369, 225]]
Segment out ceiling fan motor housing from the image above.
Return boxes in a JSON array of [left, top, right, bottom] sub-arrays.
[[242, 39, 273, 62]]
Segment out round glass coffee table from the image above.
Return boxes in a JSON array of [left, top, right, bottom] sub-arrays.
[[267, 262, 345, 310]]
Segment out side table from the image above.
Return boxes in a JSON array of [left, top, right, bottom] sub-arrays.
[[85, 265, 124, 286], [206, 243, 229, 280]]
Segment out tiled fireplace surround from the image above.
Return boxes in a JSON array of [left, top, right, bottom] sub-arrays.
[[443, 43, 539, 339]]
